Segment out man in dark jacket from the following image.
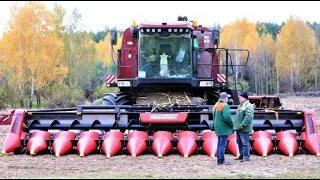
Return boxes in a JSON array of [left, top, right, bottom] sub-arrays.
[[213, 92, 234, 165], [234, 91, 254, 162]]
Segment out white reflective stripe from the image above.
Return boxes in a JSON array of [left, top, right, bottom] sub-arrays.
[[217, 74, 226, 82], [106, 75, 115, 84]]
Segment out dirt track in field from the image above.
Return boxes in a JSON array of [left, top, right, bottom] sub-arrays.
[[0, 96, 320, 179]]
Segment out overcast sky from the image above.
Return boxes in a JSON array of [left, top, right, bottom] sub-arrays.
[[1, 1, 320, 34]]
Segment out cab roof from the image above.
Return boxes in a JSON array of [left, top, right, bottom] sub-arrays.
[[139, 21, 194, 29]]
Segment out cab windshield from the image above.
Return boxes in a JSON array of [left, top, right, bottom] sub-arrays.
[[138, 29, 192, 78]]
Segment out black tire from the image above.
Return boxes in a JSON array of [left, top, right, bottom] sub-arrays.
[[102, 92, 133, 105]]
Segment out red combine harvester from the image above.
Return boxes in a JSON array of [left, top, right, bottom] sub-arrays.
[[1, 16, 319, 158]]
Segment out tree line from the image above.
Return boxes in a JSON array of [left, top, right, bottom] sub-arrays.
[[0, 2, 319, 110], [0, 2, 121, 109], [219, 17, 320, 95]]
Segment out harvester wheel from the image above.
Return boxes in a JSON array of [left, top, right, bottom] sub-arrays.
[[103, 92, 133, 105]]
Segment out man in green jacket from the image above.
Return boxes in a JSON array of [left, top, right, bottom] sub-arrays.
[[213, 92, 234, 165], [234, 91, 254, 162]]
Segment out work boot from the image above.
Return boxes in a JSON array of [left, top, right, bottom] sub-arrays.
[[234, 156, 243, 160]]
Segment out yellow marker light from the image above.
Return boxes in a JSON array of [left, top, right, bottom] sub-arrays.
[[2, 150, 6, 155], [211, 154, 215, 158], [107, 153, 111, 158], [193, 20, 198, 27], [263, 153, 267, 157], [132, 154, 136, 158], [132, 20, 137, 27], [316, 153, 320, 157], [184, 154, 188, 158], [30, 151, 36, 155]]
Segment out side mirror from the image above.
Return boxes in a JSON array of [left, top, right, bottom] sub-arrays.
[[110, 30, 118, 45], [212, 30, 220, 45]]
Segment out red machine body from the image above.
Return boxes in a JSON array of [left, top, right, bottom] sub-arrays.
[[118, 21, 219, 80], [105, 17, 244, 106]]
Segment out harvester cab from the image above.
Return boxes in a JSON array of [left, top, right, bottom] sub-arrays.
[[105, 16, 249, 106], [1, 16, 319, 159]]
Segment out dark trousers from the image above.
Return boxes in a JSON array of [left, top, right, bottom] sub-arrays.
[[236, 131, 250, 160], [217, 136, 228, 164]]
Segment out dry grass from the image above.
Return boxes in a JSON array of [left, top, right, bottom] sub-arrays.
[[136, 92, 206, 106]]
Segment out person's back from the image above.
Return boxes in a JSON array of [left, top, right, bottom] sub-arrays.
[[213, 100, 234, 136], [212, 92, 234, 165]]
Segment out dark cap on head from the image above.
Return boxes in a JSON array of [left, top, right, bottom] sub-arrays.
[[220, 92, 229, 99], [240, 91, 248, 99]]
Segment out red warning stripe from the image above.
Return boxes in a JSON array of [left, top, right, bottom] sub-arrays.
[[217, 74, 226, 82], [105, 74, 115, 84]]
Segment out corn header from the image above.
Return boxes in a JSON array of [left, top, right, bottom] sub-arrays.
[[1, 16, 319, 158]]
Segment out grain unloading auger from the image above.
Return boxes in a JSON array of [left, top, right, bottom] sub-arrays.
[[1, 105, 320, 157]]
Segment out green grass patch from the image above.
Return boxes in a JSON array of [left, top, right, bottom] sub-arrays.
[[212, 173, 320, 179], [94, 85, 119, 99], [274, 173, 320, 179], [18, 173, 320, 179], [20, 173, 169, 179], [92, 98, 103, 105], [22, 97, 48, 109]]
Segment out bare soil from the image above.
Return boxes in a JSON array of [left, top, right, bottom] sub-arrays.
[[0, 96, 320, 179], [281, 96, 320, 118]]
